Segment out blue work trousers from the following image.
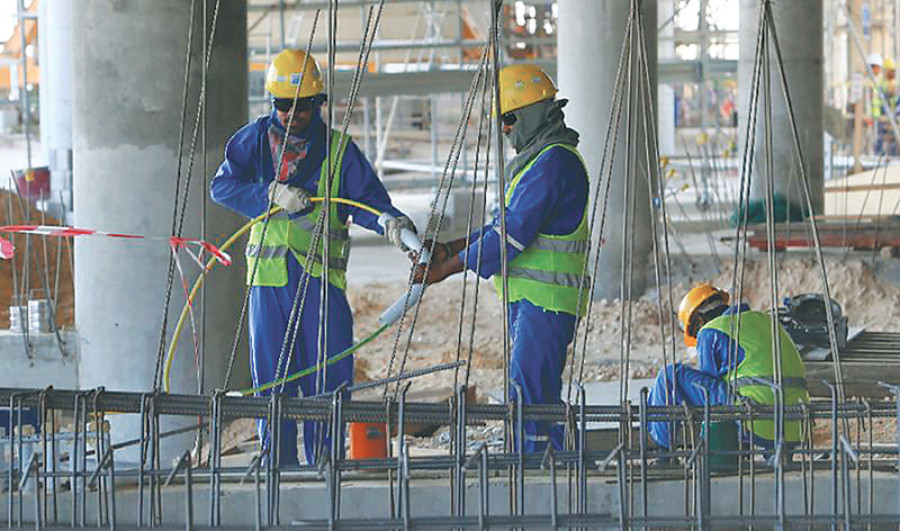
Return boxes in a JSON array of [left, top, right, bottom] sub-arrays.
[[508, 299, 577, 453], [647, 363, 729, 449], [249, 255, 354, 466]]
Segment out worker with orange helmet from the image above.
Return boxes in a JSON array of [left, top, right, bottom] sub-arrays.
[[412, 64, 588, 453], [648, 284, 809, 458], [210, 49, 414, 466]]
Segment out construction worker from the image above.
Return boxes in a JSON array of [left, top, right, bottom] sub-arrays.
[[875, 58, 900, 155], [210, 49, 415, 466], [647, 285, 810, 459], [412, 64, 588, 453]]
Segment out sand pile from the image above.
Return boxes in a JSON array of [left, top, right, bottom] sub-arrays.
[[699, 257, 900, 331], [345, 256, 900, 398], [0, 190, 74, 329]]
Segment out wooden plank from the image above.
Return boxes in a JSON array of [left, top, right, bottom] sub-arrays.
[[825, 182, 900, 193]]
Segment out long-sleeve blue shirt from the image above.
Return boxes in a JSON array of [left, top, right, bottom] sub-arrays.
[[210, 110, 406, 233], [696, 304, 751, 379], [460, 146, 588, 279]]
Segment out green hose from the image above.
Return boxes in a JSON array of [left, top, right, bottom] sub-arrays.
[[237, 323, 389, 396]]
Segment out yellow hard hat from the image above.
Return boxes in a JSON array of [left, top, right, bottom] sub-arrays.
[[498, 63, 558, 115], [265, 49, 325, 99], [885, 58, 896, 70], [678, 284, 729, 347]]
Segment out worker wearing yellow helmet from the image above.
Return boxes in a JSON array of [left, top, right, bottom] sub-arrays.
[[210, 49, 415, 466], [411, 63, 588, 453], [647, 284, 809, 462]]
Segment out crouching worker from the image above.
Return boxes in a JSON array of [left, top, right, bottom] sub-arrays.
[[648, 284, 809, 461]]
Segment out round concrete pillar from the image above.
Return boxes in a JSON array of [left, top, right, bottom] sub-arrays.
[[37, 0, 74, 216], [558, 0, 657, 299], [738, 0, 824, 214], [72, 0, 247, 461]]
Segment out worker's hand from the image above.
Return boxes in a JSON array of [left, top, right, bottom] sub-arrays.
[[865, 117, 874, 127], [408, 239, 450, 265], [268, 181, 312, 214], [383, 216, 417, 252], [411, 252, 462, 285]]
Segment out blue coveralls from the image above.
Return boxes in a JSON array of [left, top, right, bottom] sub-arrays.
[[462, 146, 587, 453], [211, 108, 407, 465], [648, 305, 774, 450]]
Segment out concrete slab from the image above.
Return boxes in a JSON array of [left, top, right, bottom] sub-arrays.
[[0, 330, 78, 388], [4, 470, 898, 527]]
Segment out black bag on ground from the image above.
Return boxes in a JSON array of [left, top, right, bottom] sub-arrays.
[[778, 293, 848, 349]]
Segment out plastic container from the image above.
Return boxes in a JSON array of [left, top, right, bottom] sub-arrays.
[[349, 422, 388, 460], [14, 167, 51, 201], [700, 420, 739, 472]]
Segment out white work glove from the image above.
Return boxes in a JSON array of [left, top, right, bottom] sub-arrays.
[[268, 181, 312, 214], [383, 216, 417, 252]]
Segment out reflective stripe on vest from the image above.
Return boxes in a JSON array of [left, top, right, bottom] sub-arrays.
[[245, 131, 351, 289], [507, 267, 587, 289], [703, 311, 809, 443], [246, 244, 289, 259], [493, 144, 590, 316], [731, 376, 808, 391], [533, 236, 588, 253], [292, 216, 350, 241]]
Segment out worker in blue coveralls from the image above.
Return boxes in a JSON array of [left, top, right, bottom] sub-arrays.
[[647, 284, 809, 459], [412, 64, 589, 453], [210, 49, 415, 466]]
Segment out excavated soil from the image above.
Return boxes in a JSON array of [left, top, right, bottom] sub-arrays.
[[345, 256, 900, 401], [0, 191, 74, 329]]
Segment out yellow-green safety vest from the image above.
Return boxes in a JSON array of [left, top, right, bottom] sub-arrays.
[[493, 144, 590, 316], [245, 132, 351, 290], [870, 79, 898, 118], [703, 311, 809, 443]]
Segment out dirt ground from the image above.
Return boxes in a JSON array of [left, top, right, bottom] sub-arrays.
[[0, 190, 74, 329], [345, 255, 900, 401]]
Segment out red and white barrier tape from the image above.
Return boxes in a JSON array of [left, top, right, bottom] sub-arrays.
[[0, 224, 232, 267]]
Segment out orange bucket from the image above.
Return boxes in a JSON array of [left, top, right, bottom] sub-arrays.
[[349, 422, 388, 460]]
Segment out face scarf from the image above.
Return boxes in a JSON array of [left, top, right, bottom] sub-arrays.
[[267, 106, 327, 186], [504, 98, 580, 182]]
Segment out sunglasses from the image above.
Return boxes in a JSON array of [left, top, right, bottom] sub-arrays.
[[501, 112, 518, 127], [272, 96, 319, 113]]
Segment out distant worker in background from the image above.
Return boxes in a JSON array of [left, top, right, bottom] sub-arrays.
[[412, 64, 589, 453], [210, 49, 415, 466], [647, 285, 809, 461], [864, 53, 883, 155], [866, 55, 900, 156]]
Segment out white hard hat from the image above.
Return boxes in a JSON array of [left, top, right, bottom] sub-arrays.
[[868, 53, 884, 67]]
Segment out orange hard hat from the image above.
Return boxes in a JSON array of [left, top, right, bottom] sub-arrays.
[[678, 284, 729, 347]]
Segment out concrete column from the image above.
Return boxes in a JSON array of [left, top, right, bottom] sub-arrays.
[[558, 0, 656, 299], [738, 0, 824, 214], [72, 0, 247, 461], [37, 0, 74, 216], [657, 0, 677, 157]]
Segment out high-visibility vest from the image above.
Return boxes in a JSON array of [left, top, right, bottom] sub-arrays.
[[703, 310, 810, 443], [493, 144, 590, 316], [245, 132, 351, 290], [870, 79, 898, 118]]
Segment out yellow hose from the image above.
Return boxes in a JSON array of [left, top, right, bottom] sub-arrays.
[[163, 197, 383, 392]]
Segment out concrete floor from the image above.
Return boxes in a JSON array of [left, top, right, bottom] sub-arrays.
[[4, 469, 898, 527]]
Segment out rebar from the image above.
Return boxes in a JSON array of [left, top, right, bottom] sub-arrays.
[[0, 385, 895, 528]]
